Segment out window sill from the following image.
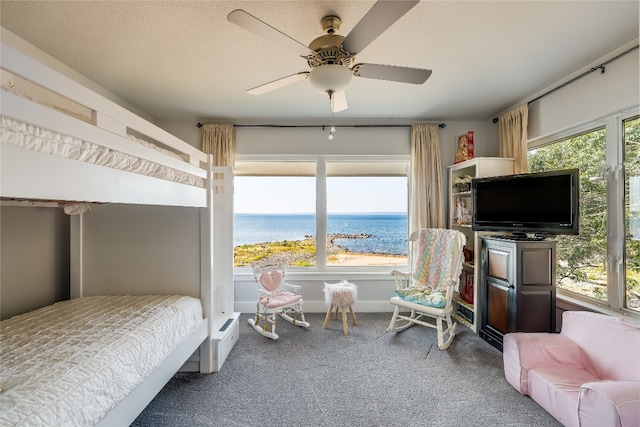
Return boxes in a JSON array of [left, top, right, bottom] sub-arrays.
[[556, 291, 640, 324], [234, 267, 406, 282]]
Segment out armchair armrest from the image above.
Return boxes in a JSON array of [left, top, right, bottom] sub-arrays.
[[390, 270, 412, 290], [503, 332, 584, 395], [282, 282, 301, 293], [578, 381, 640, 427]]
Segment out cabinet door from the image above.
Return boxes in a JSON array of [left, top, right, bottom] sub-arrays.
[[516, 246, 556, 332], [484, 246, 514, 335], [487, 281, 509, 334]]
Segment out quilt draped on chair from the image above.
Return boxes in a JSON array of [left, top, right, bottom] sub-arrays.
[[413, 228, 465, 291]]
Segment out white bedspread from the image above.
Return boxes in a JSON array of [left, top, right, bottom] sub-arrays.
[[0, 116, 204, 188], [0, 295, 203, 427]]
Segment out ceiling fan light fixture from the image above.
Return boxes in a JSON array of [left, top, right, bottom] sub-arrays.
[[309, 64, 352, 94]]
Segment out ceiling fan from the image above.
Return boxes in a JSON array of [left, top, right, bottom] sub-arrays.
[[227, 0, 432, 113]]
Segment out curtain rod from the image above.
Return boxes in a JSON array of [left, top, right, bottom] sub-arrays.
[[528, 44, 638, 106], [197, 123, 447, 129], [491, 44, 638, 124]]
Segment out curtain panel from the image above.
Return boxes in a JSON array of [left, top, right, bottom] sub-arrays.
[[410, 124, 446, 232], [201, 123, 235, 167], [499, 104, 529, 174]]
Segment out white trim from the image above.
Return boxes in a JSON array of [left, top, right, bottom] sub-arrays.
[[236, 300, 396, 314], [557, 292, 640, 324]]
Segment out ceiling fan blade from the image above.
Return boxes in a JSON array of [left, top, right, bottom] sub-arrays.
[[341, 0, 419, 54], [247, 72, 310, 95], [227, 9, 313, 57], [331, 90, 348, 112], [353, 63, 432, 84]]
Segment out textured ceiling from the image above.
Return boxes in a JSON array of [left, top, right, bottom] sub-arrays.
[[1, 1, 638, 125]]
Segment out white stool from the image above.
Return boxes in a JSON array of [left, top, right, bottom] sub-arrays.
[[323, 281, 358, 335]]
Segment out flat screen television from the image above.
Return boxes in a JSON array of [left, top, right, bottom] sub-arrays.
[[471, 169, 579, 237]]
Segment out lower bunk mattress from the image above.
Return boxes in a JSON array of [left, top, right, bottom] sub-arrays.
[[0, 295, 203, 426]]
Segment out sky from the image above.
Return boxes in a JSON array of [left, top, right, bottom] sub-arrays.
[[234, 176, 408, 214]]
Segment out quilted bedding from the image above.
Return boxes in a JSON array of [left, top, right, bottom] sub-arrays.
[[0, 115, 205, 188], [0, 295, 203, 427]]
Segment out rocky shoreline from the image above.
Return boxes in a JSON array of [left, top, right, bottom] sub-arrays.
[[235, 233, 403, 267], [305, 233, 373, 243]]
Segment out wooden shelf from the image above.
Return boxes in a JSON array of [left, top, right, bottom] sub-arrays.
[[448, 157, 515, 334], [453, 294, 473, 310], [453, 312, 473, 329], [452, 223, 472, 228]]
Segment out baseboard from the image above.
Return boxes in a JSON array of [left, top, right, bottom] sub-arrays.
[[235, 300, 396, 314]]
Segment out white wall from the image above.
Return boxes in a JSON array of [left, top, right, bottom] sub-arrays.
[[0, 206, 70, 319], [78, 204, 202, 298]]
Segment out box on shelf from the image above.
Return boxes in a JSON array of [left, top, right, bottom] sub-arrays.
[[454, 131, 475, 164]]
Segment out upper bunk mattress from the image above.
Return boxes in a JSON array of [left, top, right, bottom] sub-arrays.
[[0, 295, 203, 426], [0, 116, 205, 189]]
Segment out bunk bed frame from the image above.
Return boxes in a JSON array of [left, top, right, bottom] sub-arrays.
[[1, 30, 238, 426]]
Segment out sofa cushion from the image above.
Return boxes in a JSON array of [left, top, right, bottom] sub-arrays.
[[528, 366, 600, 427], [578, 381, 640, 427], [561, 312, 640, 381]]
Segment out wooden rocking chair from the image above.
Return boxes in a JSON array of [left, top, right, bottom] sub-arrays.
[[386, 228, 466, 350], [248, 264, 310, 339]]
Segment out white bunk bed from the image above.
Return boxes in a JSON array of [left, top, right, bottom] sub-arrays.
[[0, 31, 239, 426], [0, 40, 208, 207]]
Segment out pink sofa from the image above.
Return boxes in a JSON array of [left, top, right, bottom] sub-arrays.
[[503, 311, 640, 427]]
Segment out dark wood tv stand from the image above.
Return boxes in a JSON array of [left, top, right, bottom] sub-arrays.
[[479, 236, 557, 351]]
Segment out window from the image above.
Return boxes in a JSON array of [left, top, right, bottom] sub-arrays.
[[326, 161, 408, 267], [234, 162, 316, 267], [233, 158, 409, 269], [529, 128, 608, 303], [528, 114, 640, 313], [624, 117, 640, 311]]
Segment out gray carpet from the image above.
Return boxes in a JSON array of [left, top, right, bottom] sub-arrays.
[[132, 313, 560, 427]]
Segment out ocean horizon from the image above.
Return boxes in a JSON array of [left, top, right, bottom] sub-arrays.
[[234, 212, 408, 255]]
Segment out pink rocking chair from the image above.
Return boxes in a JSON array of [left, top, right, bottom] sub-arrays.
[[248, 264, 310, 339]]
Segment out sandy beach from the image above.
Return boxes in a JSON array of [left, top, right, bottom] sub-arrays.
[[328, 252, 408, 266]]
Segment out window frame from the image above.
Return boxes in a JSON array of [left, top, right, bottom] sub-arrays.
[[528, 109, 639, 319], [233, 153, 411, 276]]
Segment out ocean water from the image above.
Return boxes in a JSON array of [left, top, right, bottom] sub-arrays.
[[234, 213, 408, 255]]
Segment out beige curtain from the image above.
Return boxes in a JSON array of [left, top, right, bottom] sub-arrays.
[[499, 104, 529, 174], [201, 123, 235, 167], [410, 124, 446, 232]]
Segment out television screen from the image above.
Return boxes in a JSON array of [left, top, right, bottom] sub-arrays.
[[471, 169, 579, 236]]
